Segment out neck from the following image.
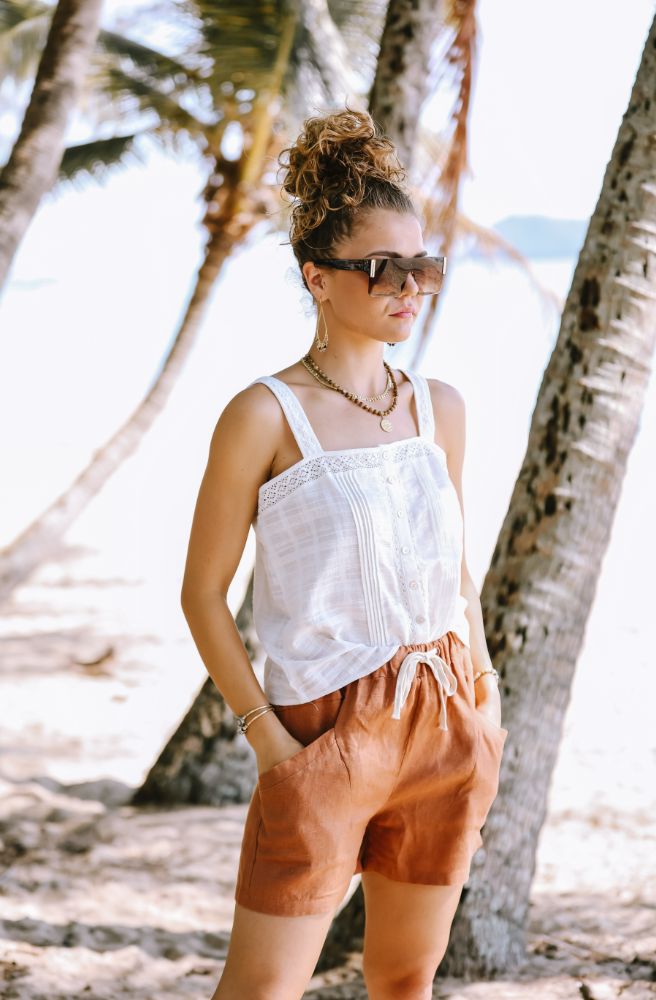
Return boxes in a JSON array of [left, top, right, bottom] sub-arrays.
[[304, 346, 397, 397]]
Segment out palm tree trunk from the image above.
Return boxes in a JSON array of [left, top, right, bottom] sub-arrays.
[[368, 0, 445, 169], [0, 0, 104, 292], [440, 12, 656, 976]]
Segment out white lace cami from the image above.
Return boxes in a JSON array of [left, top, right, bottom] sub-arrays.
[[247, 366, 471, 724]]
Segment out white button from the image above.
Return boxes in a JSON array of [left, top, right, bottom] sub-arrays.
[[415, 614, 425, 624], [402, 545, 410, 554], [396, 509, 403, 517], [381, 450, 390, 460], [386, 475, 395, 484], [409, 580, 418, 589]]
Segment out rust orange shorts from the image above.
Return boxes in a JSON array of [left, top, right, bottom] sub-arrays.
[[234, 630, 508, 916]]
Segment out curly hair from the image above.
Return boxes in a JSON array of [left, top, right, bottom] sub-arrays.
[[277, 105, 418, 293]]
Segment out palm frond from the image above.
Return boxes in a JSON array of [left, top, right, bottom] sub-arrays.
[[96, 28, 208, 89], [327, 0, 388, 79], [93, 65, 213, 139], [57, 133, 144, 187], [0, 0, 45, 29], [0, 0, 208, 96], [0, 2, 50, 84]]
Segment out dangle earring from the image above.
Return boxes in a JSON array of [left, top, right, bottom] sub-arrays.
[[315, 299, 329, 352]]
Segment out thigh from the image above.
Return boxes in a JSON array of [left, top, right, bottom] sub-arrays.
[[361, 870, 464, 987], [213, 900, 340, 999]]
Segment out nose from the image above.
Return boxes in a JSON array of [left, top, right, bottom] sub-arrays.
[[399, 270, 420, 296]]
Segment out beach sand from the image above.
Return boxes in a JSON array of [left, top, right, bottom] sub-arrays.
[[1, 520, 654, 998]]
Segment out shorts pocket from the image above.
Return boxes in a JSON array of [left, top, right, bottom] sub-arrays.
[[250, 716, 353, 910], [257, 692, 345, 790], [258, 726, 339, 790], [465, 708, 508, 829]]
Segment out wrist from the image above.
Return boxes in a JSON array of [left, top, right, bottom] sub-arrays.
[[474, 672, 500, 703], [243, 708, 286, 750]]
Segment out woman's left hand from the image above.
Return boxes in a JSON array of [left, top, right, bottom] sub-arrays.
[[474, 688, 503, 729]]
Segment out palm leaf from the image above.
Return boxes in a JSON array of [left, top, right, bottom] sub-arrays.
[[0, 2, 50, 84], [56, 133, 144, 187]]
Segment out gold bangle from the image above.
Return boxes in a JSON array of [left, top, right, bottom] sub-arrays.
[[236, 703, 274, 734], [473, 667, 499, 684]]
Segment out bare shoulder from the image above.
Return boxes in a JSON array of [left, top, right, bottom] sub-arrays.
[[205, 379, 288, 499], [211, 379, 285, 447], [425, 377, 466, 458]]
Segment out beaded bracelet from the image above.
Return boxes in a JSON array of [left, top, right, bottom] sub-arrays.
[[235, 703, 274, 734], [473, 666, 500, 684]]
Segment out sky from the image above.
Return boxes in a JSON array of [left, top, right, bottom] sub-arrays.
[[457, 0, 654, 223]]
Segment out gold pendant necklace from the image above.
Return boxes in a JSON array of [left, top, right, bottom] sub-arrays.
[[301, 354, 398, 431]]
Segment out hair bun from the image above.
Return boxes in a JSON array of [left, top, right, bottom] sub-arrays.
[[278, 106, 409, 246]]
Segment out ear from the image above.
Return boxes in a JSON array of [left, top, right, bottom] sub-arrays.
[[302, 262, 325, 301]]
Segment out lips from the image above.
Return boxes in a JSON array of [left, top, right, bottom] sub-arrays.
[[390, 309, 416, 316]]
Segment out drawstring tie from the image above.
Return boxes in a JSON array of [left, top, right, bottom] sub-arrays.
[[391, 648, 458, 730]]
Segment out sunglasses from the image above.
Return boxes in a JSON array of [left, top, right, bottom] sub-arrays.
[[310, 255, 447, 297]]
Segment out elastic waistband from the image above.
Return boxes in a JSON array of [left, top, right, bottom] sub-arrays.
[[359, 631, 463, 731], [387, 629, 461, 670]]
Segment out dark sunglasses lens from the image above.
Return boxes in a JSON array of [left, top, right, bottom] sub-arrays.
[[370, 258, 443, 296]]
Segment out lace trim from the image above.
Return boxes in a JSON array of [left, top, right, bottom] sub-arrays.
[[258, 437, 443, 515]]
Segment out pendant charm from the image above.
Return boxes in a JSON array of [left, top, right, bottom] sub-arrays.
[[380, 417, 393, 432]]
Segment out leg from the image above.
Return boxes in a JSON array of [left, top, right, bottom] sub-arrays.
[[211, 896, 345, 999], [361, 869, 464, 1000]]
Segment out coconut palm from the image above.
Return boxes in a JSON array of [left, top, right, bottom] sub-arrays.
[[0, 0, 105, 289]]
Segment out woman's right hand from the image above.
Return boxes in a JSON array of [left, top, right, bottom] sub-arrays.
[[255, 731, 306, 776], [244, 709, 306, 775]]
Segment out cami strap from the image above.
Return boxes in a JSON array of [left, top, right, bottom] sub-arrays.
[[397, 367, 435, 442], [249, 375, 325, 460]]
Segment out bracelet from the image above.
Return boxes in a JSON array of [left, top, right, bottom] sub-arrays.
[[235, 703, 275, 734], [473, 667, 500, 684]]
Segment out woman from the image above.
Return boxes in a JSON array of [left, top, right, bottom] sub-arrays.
[[181, 107, 508, 1000]]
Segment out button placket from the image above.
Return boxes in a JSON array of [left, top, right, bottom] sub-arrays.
[[382, 458, 428, 635]]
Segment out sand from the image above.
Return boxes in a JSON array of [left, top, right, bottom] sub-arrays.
[[1, 543, 654, 999]]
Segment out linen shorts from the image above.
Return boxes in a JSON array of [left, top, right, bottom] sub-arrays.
[[234, 630, 508, 917]]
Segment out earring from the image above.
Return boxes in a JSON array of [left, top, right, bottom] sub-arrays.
[[315, 300, 329, 352], [387, 342, 396, 347]]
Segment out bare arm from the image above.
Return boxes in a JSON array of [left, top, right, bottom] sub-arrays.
[[429, 379, 503, 724], [180, 384, 307, 770]]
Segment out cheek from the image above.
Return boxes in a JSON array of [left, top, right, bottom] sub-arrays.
[[333, 285, 386, 325]]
